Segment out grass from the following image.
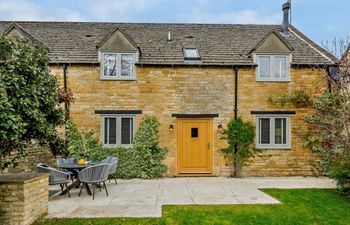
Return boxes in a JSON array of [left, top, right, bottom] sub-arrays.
[[36, 189, 350, 225]]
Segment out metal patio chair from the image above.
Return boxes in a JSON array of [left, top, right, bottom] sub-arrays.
[[107, 157, 119, 184], [100, 156, 112, 163], [57, 157, 77, 181], [37, 163, 71, 197], [78, 163, 111, 200]]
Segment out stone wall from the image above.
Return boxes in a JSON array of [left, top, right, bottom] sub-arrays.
[[51, 64, 326, 177], [0, 173, 49, 225], [238, 67, 326, 177], [1, 145, 56, 174]]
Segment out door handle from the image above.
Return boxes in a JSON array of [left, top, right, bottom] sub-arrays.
[[208, 143, 210, 150]]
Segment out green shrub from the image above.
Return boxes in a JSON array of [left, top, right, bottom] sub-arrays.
[[65, 121, 103, 159], [221, 117, 256, 177], [65, 116, 168, 179], [133, 116, 168, 178], [329, 157, 350, 197], [0, 35, 65, 170]]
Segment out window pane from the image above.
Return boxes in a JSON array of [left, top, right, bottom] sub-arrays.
[[191, 128, 198, 138], [184, 48, 199, 58], [259, 118, 270, 144], [275, 118, 287, 144], [121, 118, 133, 144], [104, 118, 117, 145], [121, 54, 133, 77], [104, 54, 117, 77], [104, 118, 108, 144], [258, 56, 270, 78], [275, 118, 282, 144], [282, 118, 287, 144], [275, 56, 287, 78]]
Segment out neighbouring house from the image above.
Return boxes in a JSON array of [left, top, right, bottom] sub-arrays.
[[0, 2, 338, 177]]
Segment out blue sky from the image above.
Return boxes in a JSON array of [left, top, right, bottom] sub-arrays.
[[0, 0, 349, 46]]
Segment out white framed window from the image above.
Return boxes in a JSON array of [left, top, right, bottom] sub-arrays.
[[256, 115, 290, 149], [101, 115, 136, 147], [256, 54, 290, 81], [100, 52, 136, 80]]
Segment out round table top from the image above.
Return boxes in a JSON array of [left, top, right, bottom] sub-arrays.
[[58, 163, 90, 170]]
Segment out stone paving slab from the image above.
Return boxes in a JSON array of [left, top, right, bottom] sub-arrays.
[[47, 177, 336, 218]]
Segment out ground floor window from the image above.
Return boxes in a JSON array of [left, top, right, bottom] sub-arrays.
[[102, 115, 135, 147], [256, 115, 290, 149]]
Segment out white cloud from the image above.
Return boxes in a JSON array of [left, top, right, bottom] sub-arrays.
[[0, 0, 41, 20], [0, 0, 85, 21], [87, 0, 160, 21], [0, 0, 280, 24], [186, 9, 281, 24]]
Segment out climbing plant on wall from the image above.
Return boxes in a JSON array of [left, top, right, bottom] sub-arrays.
[[221, 117, 256, 177]]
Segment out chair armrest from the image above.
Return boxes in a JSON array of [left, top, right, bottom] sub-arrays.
[[50, 167, 71, 180]]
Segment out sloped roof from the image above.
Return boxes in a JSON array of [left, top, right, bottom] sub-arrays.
[[0, 21, 337, 65], [3, 22, 42, 45], [250, 30, 294, 54]]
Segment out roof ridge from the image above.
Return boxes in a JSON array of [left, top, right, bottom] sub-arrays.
[[0, 21, 334, 65]]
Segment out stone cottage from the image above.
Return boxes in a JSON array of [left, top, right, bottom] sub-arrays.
[[0, 2, 337, 177]]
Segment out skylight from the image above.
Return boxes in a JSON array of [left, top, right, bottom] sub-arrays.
[[184, 48, 200, 59]]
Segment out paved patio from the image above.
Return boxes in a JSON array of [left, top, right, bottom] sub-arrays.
[[48, 177, 336, 218]]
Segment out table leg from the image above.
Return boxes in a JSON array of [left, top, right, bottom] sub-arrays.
[[85, 183, 92, 195], [60, 179, 80, 195]]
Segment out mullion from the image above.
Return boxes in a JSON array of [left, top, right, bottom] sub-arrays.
[[117, 54, 121, 79], [271, 118, 275, 145]]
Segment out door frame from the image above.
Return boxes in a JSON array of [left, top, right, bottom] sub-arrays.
[[176, 118, 213, 175]]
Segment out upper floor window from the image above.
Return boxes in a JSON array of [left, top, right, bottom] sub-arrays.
[[101, 52, 136, 80], [256, 55, 290, 81], [256, 115, 290, 149], [102, 115, 135, 147]]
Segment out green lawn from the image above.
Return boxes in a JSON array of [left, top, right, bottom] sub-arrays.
[[36, 189, 350, 225]]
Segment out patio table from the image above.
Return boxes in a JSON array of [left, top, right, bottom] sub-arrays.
[[58, 163, 92, 195]]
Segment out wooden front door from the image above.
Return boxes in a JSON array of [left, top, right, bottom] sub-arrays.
[[177, 118, 213, 174]]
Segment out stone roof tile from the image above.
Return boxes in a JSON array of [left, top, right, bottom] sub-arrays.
[[0, 21, 337, 65]]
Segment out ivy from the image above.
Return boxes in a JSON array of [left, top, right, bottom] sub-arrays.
[[268, 87, 312, 108], [65, 116, 168, 179], [132, 116, 168, 178], [221, 117, 257, 177]]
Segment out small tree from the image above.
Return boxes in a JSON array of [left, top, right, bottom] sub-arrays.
[[0, 35, 65, 170], [269, 39, 350, 197], [222, 117, 256, 177]]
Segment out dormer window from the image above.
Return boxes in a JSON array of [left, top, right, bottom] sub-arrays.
[[100, 52, 136, 80], [184, 48, 200, 60], [256, 54, 290, 82]]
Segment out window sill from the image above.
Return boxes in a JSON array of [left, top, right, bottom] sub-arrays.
[[256, 79, 291, 83], [103, 144, 133, 148], [256, 146, 291, 150], [100, 78, 136, 81]]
